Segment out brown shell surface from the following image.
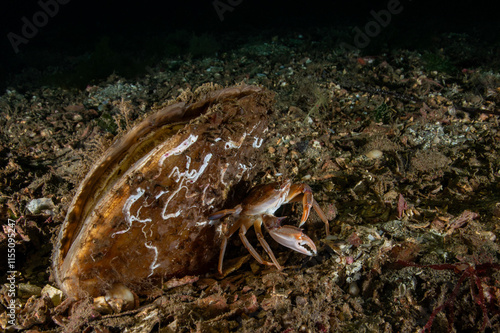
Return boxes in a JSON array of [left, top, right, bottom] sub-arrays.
[[52, 85, 272, 299]]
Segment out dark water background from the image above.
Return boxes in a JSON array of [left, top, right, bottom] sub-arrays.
[[1, 0, 499, 91]]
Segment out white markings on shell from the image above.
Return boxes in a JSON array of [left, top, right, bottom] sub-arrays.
[[169, 154, 213, 184], [161, 152, 213, 220], [112, 187, 160, 277], [195, 220, 209, 227], [224, 132, 247, 149], [236, 162, 253, 180], [220, 163, 229, 186], [144, 241, 160, 277], [201, 184, 215, 206], [252, 137, 263, 148], [112, 188, 151, 238], [116, 125, 260, 277], [159, 134, 199, 167], [224, 122, 263, 150]]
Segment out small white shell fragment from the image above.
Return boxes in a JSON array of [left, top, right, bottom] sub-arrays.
[[365, 149, 383, 160], [106, 283, 135, 305], [26, 198, 55, 214], [94, 283, 136, 313]]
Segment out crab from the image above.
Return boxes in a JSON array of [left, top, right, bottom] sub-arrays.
[[208, 179, 330, 274]]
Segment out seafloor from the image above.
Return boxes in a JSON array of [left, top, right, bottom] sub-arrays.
[[1, 29, 500, 332]]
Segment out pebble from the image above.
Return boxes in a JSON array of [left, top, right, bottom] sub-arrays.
[[26, 198, 55, 214], [365, 149, 383, 159], [348, 281, 360, 296], [18, 283, 42, 298], [41, 284, 64, 306]]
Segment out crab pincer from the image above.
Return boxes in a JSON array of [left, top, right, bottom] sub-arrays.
[[263, 215, 317, 256]]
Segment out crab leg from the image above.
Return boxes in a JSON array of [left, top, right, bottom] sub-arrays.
[[263, 215, 317, 256], [253, 217, 283, 271], [209, 204, 243, 220], [286, 184, 313, 223], [218, 213, 247, 275], [312, 199, 330, 236], [218, 237, 228, 275], [287, 184, 330, 236], [238, 218, 276, 269]]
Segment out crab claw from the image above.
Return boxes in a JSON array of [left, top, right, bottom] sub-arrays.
[[267, 225, 317, 256]]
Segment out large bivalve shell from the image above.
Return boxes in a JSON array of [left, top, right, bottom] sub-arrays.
[[52, 84, 273, 299]]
